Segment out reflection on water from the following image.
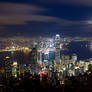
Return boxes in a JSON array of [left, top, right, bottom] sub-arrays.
[[1, 41, 92, 67], [0, 51, 30, 67]]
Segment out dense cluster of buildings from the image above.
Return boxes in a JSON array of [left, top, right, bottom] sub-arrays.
[[0, 34, 92, 84]]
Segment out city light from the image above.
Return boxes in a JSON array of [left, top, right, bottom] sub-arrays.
[[13, 62, 17, 66], [0, 0, 92, 91], [0, 34, 92, 92]]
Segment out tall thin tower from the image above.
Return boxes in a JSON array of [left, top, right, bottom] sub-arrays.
[[55, 34, 61, 64]]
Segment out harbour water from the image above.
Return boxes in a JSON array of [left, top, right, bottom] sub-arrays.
[[61, 41, 92, 60], [0, 41, 92, 67]]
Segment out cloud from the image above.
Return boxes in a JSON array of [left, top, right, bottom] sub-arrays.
[[0, 2, 69, 25], [0, 2, 44, 14], [0, 2, 91, 37], [0, 14, 88, 25], [0, 2, 90, 31], [0, 2, 55, 24]]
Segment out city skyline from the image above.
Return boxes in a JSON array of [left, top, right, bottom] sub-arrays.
[[0, 0, 92, 37], [1, 1, 92, 92]]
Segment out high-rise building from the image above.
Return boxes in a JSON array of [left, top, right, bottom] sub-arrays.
[[61, 55, 70, 76], [72, 54, 77, 65], [4, 56, 12, 78], [30, 48, 37, 64], [55, 34, 61, 64], [12, 62, 18, 78], [37, 51, 41, 63], [40, 51, 43, 62], [44, 53, 49, 62], [61, 55, 70, 65], [30, 48, 38, 71], [84, 61, 89, 72]]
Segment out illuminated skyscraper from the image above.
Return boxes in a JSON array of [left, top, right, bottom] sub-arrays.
[[5, 56, 12, 78], [12, 62, 18, 78], [55, 34, 61, 64], [49, 39, 54, 48], [61, 55, 70, 65], [40, 51, 43, 62], [30, 48, 37, 65], [44, 53, 49, 62], [37, 51, 41, 62], [72, 54, 77, 65]]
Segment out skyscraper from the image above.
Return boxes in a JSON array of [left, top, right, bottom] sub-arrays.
[[55, 34, 61, 64], [12, 62, 18, 78], [4, 56, 12, 78], [72, 54, 77, 65], [30, 48, 37, 65], [30, 48, 38, 72], [61, 55, 70, 64]]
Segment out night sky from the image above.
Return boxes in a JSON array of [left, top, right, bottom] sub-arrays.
[[0, 0, 92, 37]]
